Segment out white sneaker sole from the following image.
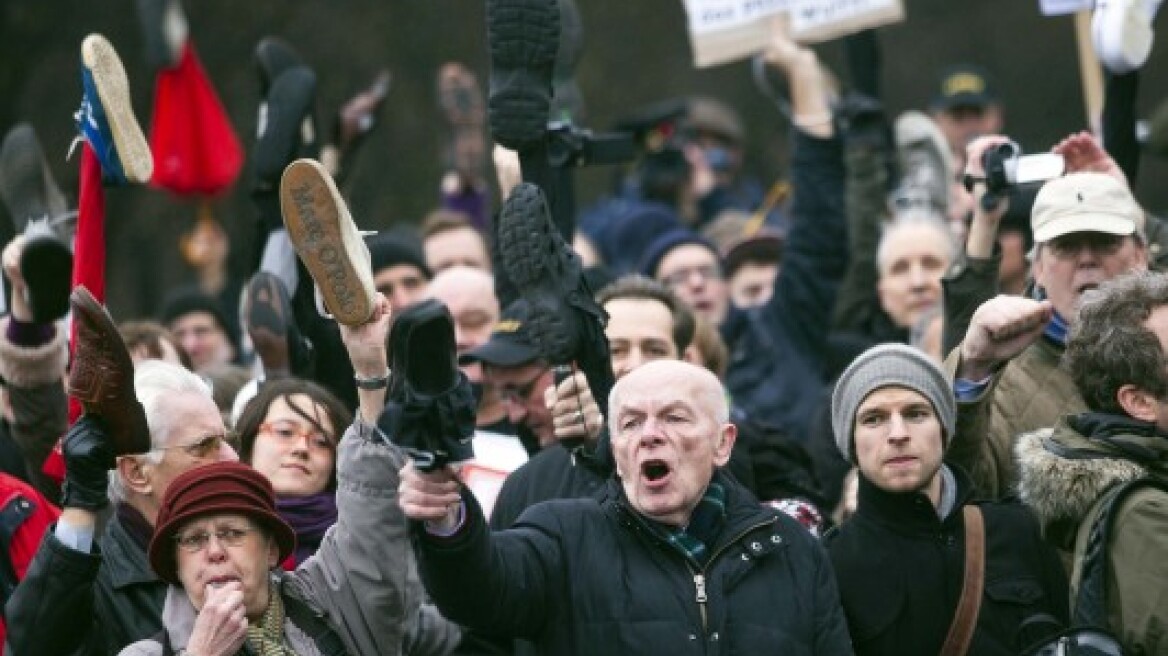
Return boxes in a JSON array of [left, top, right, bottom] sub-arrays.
[[279, 159, 376, 326], [1092, 0, 1158, 74], [81, 34, 154, 184]]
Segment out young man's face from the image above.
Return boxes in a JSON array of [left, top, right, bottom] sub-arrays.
[[374, 264, 429, 312], [424, 227, 490, 273], [169, 312, 233, 372], [656, 245, 729, 326], [852, 387, 943, 498], [604, 297, 679, 379], [728, 262, 778, 309]]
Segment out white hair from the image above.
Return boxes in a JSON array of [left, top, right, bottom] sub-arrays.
[[607, 360, 729, 436], [107, 361, 212, 504], [876, 210, 960, 274]]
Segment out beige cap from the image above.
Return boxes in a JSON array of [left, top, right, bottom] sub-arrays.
[[1031, 172, 1143, 243]]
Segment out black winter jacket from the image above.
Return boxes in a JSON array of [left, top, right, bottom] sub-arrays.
[[5, 507, 165, 656], [824, 467, 1069, 656], [417, 471, 854, 655]]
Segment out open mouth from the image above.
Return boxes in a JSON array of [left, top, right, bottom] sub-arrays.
[[641, 459, 672, 487]]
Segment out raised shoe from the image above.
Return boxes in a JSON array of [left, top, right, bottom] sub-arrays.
[[486, 0, 560, 149], [78, 34, 154, 184]]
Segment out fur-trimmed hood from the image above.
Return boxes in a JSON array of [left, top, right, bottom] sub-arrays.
[[1015, 415, 1168, 528]]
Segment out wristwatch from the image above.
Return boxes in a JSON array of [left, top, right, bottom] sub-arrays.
[[354, 370, 391, 390]]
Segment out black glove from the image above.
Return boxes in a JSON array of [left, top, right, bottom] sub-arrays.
[[61, 414, 117, 511]]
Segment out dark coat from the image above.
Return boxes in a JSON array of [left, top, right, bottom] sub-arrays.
[[6, 507, 166, 656], [824, 467, 1069, 656], [417, 471, 854, 655], [722, 131, 848, 441]]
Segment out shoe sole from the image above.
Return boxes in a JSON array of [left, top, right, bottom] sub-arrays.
[[279, 159, 375, 326], [67, 286, 151, 455], [81, 35, 153, 184], [255, 67, 317, 184], [21, 235, 73, 323], [245, 273, 291, 375], [486, 0, 560, 148], [498, 182, 580, 363]]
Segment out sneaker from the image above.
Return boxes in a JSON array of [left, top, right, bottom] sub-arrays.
[[279, 158, 376, 326], [894, 111, 953, 215], [255, 66, 318, 190], [0, 123, 68, 233], [1092, 0, 1163, 74], [135, 0, 188, 70], [243, 271, 312, 378], [497, 182, 609, 365], [68, 286, 151, 456], [486, 0, 560, 149], [77, 34, 154, 184], [437, 63, 486, 183], [378, 299, 475, 470]]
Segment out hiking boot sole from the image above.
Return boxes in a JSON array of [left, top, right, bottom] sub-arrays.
[[81, 34, 153, 184], [487, 0, 560, 149], [498, 182, 585, 363], [279, 159, 375, 327]]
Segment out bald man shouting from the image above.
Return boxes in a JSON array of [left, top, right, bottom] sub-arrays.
[[399, 360, 851, 655]]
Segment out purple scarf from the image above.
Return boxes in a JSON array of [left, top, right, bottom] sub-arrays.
[[276, 492, 338, 567]]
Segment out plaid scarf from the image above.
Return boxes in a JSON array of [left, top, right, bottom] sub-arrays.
[[651, 483, 727, 568], [246, 580, 296, 656]]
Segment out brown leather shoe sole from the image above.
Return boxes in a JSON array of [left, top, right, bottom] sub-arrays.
[[67, 286, 151, 455], [279, 159, 375, 326]]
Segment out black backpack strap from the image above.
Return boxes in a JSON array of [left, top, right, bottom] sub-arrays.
[[1074, 477, 1168, 627], [282, 592, 349, 656]]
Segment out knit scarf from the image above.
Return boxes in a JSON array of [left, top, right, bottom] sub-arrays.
[[651, 482, 727, 568], [276, 493, 337, 568], [246, 580, 296, 656]]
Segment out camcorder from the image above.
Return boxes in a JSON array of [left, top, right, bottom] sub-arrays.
[[975, 141, 1066, 212]]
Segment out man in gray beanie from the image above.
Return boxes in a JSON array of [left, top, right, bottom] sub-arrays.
[[823, 343, 1068, 655]]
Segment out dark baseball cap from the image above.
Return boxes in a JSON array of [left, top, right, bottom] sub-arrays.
[[459, 299, 541, 368], [931, 64, 998, 111]]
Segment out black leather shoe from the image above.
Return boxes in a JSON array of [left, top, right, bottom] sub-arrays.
[[380, 299, 475, 471], [255, 66, 318, 190]]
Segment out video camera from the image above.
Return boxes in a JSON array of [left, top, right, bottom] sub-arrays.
[[976, 141, 1065, 211]]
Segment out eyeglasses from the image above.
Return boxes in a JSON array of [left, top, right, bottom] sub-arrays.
[[1046, 233, 1126, 260], [259, 420, 335, 450], [499, 368, 550, 404], [174, 526, 256, 552], [659, 264, 723, 287], [155, 433, 234, 459]]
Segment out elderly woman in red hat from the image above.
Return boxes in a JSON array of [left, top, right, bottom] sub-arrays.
[[117, 293, 436, 656]]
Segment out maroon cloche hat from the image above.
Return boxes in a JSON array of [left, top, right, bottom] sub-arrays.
[[148, 461, 296, 585]]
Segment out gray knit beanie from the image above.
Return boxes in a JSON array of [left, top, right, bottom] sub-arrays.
[[831, 343, 955, 463]]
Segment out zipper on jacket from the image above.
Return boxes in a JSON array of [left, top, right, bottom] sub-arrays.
[[686, 518, 777, 635]]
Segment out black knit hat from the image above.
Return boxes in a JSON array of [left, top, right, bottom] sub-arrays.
[[160, 286, 240, 352], [365, 232, 432, 280]]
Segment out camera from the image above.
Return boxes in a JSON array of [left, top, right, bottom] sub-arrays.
[[976, 140, 1065, 211]]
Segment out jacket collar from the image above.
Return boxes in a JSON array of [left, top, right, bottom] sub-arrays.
[[853, 465, 973, 535], [102, 504, 162, 589], [1016, 413, 1168, 530]]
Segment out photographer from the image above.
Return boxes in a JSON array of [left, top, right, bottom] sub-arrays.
[[943, 137, 1150, 498]]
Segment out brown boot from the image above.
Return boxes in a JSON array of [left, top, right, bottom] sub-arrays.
[[67, 286, 151, 455]]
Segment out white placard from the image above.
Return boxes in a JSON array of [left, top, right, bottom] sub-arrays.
[[683, 0, 791, 68], [1038, 0, 1092, 16], [788, 0, 905, 43]]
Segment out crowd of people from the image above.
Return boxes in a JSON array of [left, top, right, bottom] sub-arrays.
[[1, 0, 1167, 654]]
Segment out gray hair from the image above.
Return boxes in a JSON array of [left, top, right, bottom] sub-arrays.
[[876, 211, 960, 274], [1065, 271, 1168, 414], [107, 361, 213, 504]]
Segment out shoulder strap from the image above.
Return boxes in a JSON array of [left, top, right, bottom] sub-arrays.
[[940, 506, 985, 656], [1074, 477, 1168, 627], [282, 591, 349, 656]]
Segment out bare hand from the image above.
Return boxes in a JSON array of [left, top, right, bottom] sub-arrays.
[[187, 581, 248, 656], [959, 296, 1054, 381], [399, 461, 463, 532], [1, 236, 32, 322], [493, 145, 521, 202], [544, 371, 603, 446], [340, 293, 392, 379], [1051, 131, 1128, 187]]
